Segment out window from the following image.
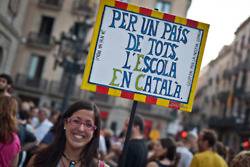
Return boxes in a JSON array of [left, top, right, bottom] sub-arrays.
[[8, 0, 20, 17], [241, 35, 245, 49], [27, 53, 45, 81], [0, 47, 3, 69], [208, 78, 212, 85], [43, 0, 61, 6], [216, 75, 220, 84], [241, 70, 247, 89], [39, 16, 55, 44], [71, 22, 90, 39], [155, 0, 171, 13]]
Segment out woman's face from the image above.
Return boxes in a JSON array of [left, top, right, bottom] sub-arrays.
[[154, 140, 166, 157], [64, 109, 96, 150]]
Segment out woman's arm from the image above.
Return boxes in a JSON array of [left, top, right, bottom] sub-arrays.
[[10, 153, 19, 167]]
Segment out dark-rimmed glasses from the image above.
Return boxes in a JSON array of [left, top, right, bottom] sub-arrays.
[[67, 117, 96, 131]]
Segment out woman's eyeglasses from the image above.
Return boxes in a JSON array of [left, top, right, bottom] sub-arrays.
[[67, 117, 97, 131]]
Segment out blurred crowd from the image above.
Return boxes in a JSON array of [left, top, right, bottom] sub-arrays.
[[1, 73, 250, 167]]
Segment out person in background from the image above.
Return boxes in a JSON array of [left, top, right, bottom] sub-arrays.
[[176, 132, 194, 167], [147, 140, 156, 159], [39, 113, 62, 149], [103, 129, 113, 154], [19, 102, 35, 133], [17, 109, 37, 167], [27, 100, 109, 167], [30, 107, 39, 128], [99, 128, 108, 158], [225, 147, 235, 165], [0, 96, 21, 167], [119, 114, 148, 167], [190, 129, 228, 167], [34, 108, 53, 143], [186, 131, 198, 154], [104, 129, 122, 167], [231, 150, 250, 167], [0, 73, 13, 96], [49, 110, 61, 125], [147, 137, 179, 167], [215, 142, 227, 160], [37, 109, 61, 148]]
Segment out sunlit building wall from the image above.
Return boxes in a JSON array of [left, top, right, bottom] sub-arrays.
[[187, 17, 250, 151]]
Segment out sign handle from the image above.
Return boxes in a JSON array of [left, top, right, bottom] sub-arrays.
[[119, 100, 138, 167]]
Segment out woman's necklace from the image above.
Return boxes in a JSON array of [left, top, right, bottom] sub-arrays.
[[60, 158, 66, 167], [62, 152, 80, 167]]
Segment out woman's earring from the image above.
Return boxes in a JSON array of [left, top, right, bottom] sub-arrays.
[[64, 127, 66, 130]]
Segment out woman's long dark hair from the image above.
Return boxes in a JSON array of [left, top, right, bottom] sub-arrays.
[[160, 137, 179, 167], [32, 100, 101, 167], [160, 137, 176, 161]]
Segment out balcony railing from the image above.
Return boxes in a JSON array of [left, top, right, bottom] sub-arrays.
[[208, 116, 237, 129], [234, 88, 244, 98], [242, 92, 250, 100], [89, 92, 112, 103], [216, 91, 229, 102], [72, 0, 96, 17], [48, 81, 81, 99], [48, 81, 64, 97], [26, 32, 55, 50], [223, 69, 232, 79], [15, 74, 83, 99], [15, 74, 48, 93], [242, 57, 250, 70], [38, 0, 63, 10]]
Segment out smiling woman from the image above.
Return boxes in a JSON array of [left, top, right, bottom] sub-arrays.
[[27, 100, 109, 167]]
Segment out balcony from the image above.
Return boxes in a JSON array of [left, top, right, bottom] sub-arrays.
[[223, 69, 232, 79], [242, 57, 250, 71], [26, 32, 55, 50], [38, 0, 63, 10], [242, 91, 250, 101], [208, 116, 237, 129], [234, 88, 244, 99], [88, 92, 116, 108], [48, 81, 81, 99], [72, 0, 96, 17], [14, 74, 48, 94], [237, 123, 250, 137], [231, 65, 241, 75], [216, 91, 229, 102]]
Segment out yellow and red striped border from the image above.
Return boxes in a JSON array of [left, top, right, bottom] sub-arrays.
[[81, 0, 209, 112]]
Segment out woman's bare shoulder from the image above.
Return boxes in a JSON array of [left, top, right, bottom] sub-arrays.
[[147, 161, 158, 167]]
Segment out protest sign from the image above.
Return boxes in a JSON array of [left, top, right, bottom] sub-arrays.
[[81, 0, 209, 112]]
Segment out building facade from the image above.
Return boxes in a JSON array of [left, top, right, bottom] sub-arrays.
[[12, 0, 97, 106], [0, 0, 28, 73], [184, 17, 250, 151], [10, 0, 191, 137]]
